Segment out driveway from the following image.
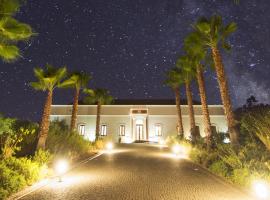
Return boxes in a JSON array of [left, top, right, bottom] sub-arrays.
[[20, 144, 254, 200]]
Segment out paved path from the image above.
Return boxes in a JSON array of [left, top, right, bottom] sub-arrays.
[[20, 144, 255, 200]]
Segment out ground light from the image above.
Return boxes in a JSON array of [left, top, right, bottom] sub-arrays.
[[105, 142, 114, 151], [55, 159, 69, 182], [158, 139, 166, 146], [251, 180, 270, 199], [171, 144, 189, 159]]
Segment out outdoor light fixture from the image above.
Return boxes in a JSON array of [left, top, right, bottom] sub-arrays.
[[172, 144, 182, 155], [251, 180, 270, 199], [55, 159, 69, 182], [159, 139, 166, 146], [223, 137, 230, 144], [106, 142, 114, 151]]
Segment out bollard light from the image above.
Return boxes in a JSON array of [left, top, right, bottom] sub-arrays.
[[106, 142, 114, 151], [252, 180, 269, 199], [159, 139, 166, 146], [172, 144, 182, 155], [55, 159, 69, 182]]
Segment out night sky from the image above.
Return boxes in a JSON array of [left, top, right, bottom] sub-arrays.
[[0, 0, 270, 121]]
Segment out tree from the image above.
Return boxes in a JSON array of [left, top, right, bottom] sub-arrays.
[[192, 15, 239, 147], [184, 33, 213, 149], [83, 88, 113, 141], [176, 56, 198, 142], [0, 0, 33, 62], [164, 68, 184, 137], [30, 64, 67, 150], [60, 72, 91, 132]]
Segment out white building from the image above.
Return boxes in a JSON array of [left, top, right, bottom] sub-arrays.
[[50, 99, 227, 143]]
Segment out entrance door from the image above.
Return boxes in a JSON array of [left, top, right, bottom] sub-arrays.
[[136, 124, 143, 141]]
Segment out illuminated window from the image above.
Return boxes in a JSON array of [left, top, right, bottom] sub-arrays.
[[155, 124, 162, 136], [78, 124, 85, 136], [119, 125, 125, 136], [100, 124, 107, 136]]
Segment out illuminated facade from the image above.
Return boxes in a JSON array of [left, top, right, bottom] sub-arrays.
[[50, 100, 227, 143]]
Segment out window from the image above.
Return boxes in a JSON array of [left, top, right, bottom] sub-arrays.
[[78, 124, 85, 136], [211, 125, 217, 135], [119, 125, 125, 136], [195, 126, 200, 136], [155, 124, 162, 136], [100, 124, 107, 136]]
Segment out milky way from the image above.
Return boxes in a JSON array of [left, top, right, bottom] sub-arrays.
[[0, 0, 269, 121]]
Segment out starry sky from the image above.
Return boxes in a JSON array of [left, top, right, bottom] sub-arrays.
[[0, 0, 270, 121]]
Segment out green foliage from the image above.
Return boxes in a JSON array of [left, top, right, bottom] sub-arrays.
[[60, 71, 91, 90], [14, 120, 39, 156], [0, 161, 26, 199], [164, 68, 184, 89], [209, 160, 229, 177], [0, 115, 35, 158], [0, 153, 51, 199], [46, 120, 91, 159], [241, 107, 270, 151], [30, 64, 67, 92], [32, 149, 52, 166], [4, 157, 41, 185], [0, 0, 34, 62], [83, 88, 113, 105], [192, 15, 237, 50]]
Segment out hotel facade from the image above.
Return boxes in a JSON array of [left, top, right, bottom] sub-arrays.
[[50, 100, 228, 143]]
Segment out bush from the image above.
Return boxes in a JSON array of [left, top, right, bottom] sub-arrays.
[[94, 139, 105, 150], [4, 157, 41, 185], [209, 160, 229, 177], [32, 149, 52, 166], [0, 160, 27, 199], [46, 120, 91, 159], [0, 116, 36, 159]]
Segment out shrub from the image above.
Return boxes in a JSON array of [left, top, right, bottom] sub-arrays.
[[209, 160, 229, 177], [0, 116, 36, 159], [94, 139, 105, 150], [241, 107, 270, 151], [4, 157, 41, 185], [32, 149, 52, 166], [0, 160, 27, 199], [46, 120, 91, 159], [230, 167, 250, 186]]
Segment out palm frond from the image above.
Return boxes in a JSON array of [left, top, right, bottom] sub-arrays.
[[0, 44, 20, 62]]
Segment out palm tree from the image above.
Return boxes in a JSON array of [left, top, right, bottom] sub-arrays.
[[83, 88, 113, 141], [184, 34, 213, 149], [164, 68, 184, 137], [192, 15, 239, 147], [176, 56, 198, 142], [61, 72, 91, 132], [30, 64, 67, 150], [0, 0, 33, 62]]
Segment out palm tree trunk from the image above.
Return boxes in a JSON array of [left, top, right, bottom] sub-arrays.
[[95, 101, 101, 141], [174, 87, 184, 137], [185, 81, 197, 141], [211, 47, 239, 147], [36, 90, 53, 150], [70, 88, 80, 133], [196, 66, 212, 149]]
